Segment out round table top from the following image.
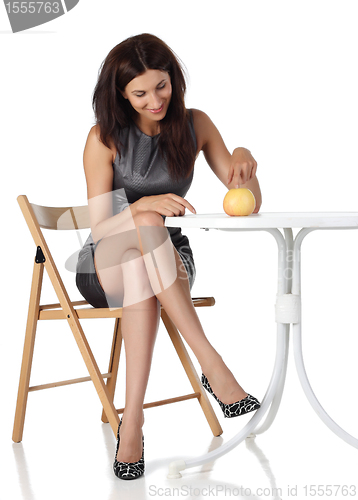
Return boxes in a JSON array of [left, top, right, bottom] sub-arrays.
[[164, 212, 358, 230]]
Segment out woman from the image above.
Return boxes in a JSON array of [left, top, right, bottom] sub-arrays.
[[76, 33, 262, 480]]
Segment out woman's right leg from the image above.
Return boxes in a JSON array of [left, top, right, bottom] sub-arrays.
[[94, 210, 249, 410]]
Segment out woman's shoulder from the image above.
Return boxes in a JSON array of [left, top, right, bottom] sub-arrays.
[[190, 108, 210, 122], [190, 108, 212, 152], [86, 124, 117, 164]]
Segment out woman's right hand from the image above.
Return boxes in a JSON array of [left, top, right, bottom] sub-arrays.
[[132, 193, 196, 217]]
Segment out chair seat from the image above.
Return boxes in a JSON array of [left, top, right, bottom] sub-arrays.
[[38, 297, 216, 319]]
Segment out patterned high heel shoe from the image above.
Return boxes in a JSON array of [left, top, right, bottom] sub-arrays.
[[201, 373, 261, 418], [113, 419, 145, 480]]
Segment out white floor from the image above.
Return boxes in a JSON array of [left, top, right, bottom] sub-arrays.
[[2, 342, 358, 500]]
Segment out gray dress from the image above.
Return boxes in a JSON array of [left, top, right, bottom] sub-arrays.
[[75, 110, 196, 307]]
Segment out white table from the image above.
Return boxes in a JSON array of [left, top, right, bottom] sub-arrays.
[[164, 212, 358, 478]]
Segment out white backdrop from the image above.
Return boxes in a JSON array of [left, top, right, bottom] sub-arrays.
[[1, 1, 358, 498]]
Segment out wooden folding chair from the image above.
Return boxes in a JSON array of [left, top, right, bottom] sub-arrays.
[[12, 195, 223, 442]]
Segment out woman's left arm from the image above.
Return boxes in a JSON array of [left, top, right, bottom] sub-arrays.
[[192, 109, 262, 213]]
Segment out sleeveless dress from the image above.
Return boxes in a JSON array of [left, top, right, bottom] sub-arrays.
[[75, 109, 196, 308]]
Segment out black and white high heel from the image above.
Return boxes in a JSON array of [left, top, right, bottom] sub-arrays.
[[113, 419, 145, 480], [201, 373, 261, 418]]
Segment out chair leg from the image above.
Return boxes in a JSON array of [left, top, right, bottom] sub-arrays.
[[13, 261, 44, 443], [160, 310, 223, 437], [64, 311, 120, 436], [101, 318, 123, 423]]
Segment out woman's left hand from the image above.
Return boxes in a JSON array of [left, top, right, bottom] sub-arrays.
[[227, 147, 258, 188]]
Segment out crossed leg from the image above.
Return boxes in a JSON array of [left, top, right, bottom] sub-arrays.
[[94, 210, 248, 463]]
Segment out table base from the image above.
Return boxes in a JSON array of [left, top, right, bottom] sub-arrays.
[[167, 227, 358, 479]]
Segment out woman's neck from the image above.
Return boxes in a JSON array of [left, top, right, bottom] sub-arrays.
[[133, 115, 160, 137]]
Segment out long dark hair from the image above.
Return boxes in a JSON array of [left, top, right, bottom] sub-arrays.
[[92, 33, 196, 181]]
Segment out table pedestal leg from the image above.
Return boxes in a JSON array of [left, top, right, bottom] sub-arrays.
[[249, 325, 289, 437], [251, 228, 293, 436], [167, 228, 289, 478], [292, 228, 358, 449]]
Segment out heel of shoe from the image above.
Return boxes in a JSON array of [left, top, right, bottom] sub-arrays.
[[201, 373, 261, 418], [201, 373, 219, 402]]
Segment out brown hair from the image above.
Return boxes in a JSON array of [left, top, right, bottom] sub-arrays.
[[92, 33, 196, 181]]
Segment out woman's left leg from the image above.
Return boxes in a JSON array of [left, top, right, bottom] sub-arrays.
[[117, 294, 160, 463], [115, 249, 161, 463]]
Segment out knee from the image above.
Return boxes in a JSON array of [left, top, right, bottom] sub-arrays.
[[133, 210, 165, 228], [120, 248, 143, 265], [121, 248, 150, 278]]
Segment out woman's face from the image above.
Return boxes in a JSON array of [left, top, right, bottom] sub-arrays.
[[122, 69, 172, 126]]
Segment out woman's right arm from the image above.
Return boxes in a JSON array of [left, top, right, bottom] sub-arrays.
[[84, 126, 197, 243], [84, 125, 135, 243]]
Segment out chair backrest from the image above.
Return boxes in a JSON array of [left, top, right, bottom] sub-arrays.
[[29, 200, 90, 230], [17, 194, 91, 310]]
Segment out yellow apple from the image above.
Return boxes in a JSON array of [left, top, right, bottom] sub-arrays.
[[223, 188, 256, 216]]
